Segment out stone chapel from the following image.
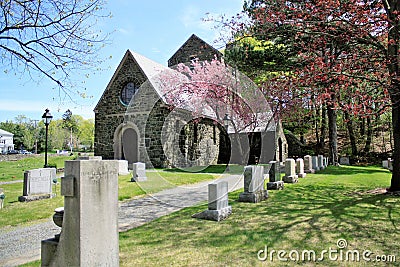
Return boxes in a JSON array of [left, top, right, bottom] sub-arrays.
[[94, 34, 288, 168]]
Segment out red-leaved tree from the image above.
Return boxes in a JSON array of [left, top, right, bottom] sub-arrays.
[[224, 0, 398, 191]]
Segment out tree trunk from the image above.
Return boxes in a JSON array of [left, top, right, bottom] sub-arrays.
[[327, 98, 338, 165], [344, 111, 358, 156], [364, 117, 372, 154], [390, 93, 400, 191], [319, 104, 327, 150]]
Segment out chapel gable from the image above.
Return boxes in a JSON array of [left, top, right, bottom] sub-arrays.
[[168, 34, 222, 67]]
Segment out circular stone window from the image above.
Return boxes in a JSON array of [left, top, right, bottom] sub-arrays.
[[120, 82, 139, 106]]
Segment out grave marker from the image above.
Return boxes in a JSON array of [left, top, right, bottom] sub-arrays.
[[41, 159, 119, 267], [192, 181, 232, 221], [318, 155, 325, 170], [0, 188, 4, 209], [304, 155, 315, 173], [267, 161, 284, 190], [18, 168, 56, 202], [283, 158, 298, 183], [118, 160, 130, 175], [312, 156, 320, 171], [339, 157, 350, 165], [239, 165, 268, 203], [296, 158, 306, 178], [131, 162, 147, 182]]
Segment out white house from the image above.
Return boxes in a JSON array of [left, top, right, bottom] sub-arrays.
[[0, 129, 15, 153]]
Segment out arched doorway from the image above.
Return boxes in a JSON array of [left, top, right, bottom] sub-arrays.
[[122, 128, 138, 164]]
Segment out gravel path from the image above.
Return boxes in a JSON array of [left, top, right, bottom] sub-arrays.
[[0, 174, 243, 267]]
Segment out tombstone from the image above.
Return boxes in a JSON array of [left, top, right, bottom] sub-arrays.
[[283, 158, 298, 183], [239, 165, 268, 203], [382, 160, 389, 169], [303, 155, 315, 173], [296, 158, 306, 178], [312, 156, 320, 171], [0, 188, 4, 209], [388, 158, 393, 171], [131, 162, 147, 182], [318, 155, 325, 170], [18, 168, 56, 202], [192, 181, 232, 222], [339, 157, 350, 165], [324, 157, 329, 168], [77, 156, 102, 160], [41, 159, 119, 267], [118, 160, 130, 175], [267, 161, 284, 190]]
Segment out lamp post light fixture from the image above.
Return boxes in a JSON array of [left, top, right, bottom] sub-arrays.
[[42, 108, 53, 168], [223, 113, 231, 132]]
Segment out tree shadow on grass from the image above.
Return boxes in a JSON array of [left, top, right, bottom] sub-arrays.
[[318, 165, 390, 176]]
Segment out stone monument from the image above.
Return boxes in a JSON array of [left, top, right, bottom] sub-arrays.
[[0, 188, 4, 209], [267, 161, 284, 190], [131, 162, 147, 182], [77, 156, 102, 160], [118, 160, 130, 175], [192, 181, 232, 222], [296, 158, 306, 178], [318, 155, 325, 170], [41, 159, 119, 267], [18, 168, 56, 202], [283, 158, 298, 183], [304, 155, 315, 173], [238, 165, 268, 203], [312, 156, 320, 172]]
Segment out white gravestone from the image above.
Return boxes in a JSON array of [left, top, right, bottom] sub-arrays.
[[0, 188, 4, 209], [118, 160, 130, 175], [131, 162, 147, 182], [239, 165, 268, 203], [19, 168, 56, 202], [382, 160, 389, 169], [192, 181, 232, 222], [283, 158, 299, 183], [296, 158, 306, 178], [41, 160, 119, 267]]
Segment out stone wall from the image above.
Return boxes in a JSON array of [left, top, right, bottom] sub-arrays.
[[168, 34, 222, 67]]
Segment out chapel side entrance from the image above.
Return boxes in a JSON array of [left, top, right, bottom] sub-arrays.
[[114, 124, 139, 167]]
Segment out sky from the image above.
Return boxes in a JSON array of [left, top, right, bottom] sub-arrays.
[[0, 0, 244, 123]]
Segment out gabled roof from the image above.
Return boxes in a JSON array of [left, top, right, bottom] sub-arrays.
[[168, 34, 222, 67], [0, 129, 13, 136]]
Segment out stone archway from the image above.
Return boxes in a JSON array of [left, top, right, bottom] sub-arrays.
[[113, 122, 140, 166]]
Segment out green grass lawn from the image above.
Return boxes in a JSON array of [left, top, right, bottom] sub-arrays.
[[0, 155, 76, 182], [117, 165, 399, 266], [6, 165, 400, 267]]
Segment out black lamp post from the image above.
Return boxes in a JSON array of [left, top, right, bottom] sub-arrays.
[[42, 108, 53, 168], [223, 113, 231, 132]]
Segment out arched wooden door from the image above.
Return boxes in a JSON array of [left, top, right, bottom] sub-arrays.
[[122, 128, 138, 164]]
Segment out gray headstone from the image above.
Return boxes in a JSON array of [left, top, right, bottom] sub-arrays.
[[208, 181, 229, 210], [318, 155, 325, 170], [296, 158, 306, 178], [268, 161, 281, 182], [312, 156, 320, 171], [283, 158, 298, 183], [131, 162, 147, 182], [19, 168, 56, 202], [0, 188, 4, 209], [239, 165, 267, 203], [304, 155, 315, 173], [192, 181, 232, 221], [388, 158, 393, 171], [339, 157, 350, 165], [382, 160, 389, 169], [77, 156, 102, 160], [41, 160, 120, 267]]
